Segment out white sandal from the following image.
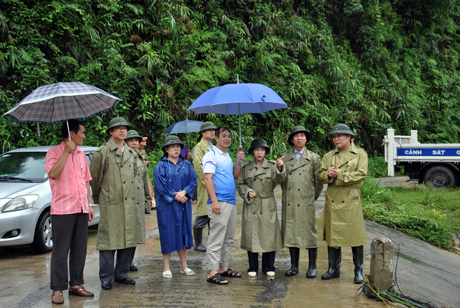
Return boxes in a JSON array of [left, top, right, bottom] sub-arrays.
[[180, 268, 195, 276], [163, 270, 172, 278]]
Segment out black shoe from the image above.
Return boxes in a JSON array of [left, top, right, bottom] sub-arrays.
[[114, 277, 136, 285], [129, 264, 138, 272], [194, 228, 206, 252], [285, 247, 300, 276], [321, 246, 342, 280], [285, 267, 299, 276], [306, 248, 318, 279], [352, 246, 364, 284], [101, 281, 112, 290]]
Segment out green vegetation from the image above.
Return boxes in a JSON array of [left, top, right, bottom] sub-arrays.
[[1, 0, 460, 159], [361, 178, 460, 250]]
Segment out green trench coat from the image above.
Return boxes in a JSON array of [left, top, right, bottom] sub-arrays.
[[193, 138, 212, 217], [237, 159, 285, 253], [90, 138, 139, 251], [317, 142, 368, 247], [281, 149, 323, 248], [133, 151, 152, 244]]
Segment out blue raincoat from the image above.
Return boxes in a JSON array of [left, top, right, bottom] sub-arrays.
[[154, 156, 197, 254]]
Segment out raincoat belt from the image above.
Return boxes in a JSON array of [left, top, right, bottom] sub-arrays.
[[255, 191, 274, 198], [329, 183, 361, 189]]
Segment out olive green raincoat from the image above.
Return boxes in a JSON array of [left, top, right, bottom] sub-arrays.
[[193, 138, 212, 217], [90, 138, 139, 251], [237, 159, 286, 253], [317, 142, 368, 247], [133, 151, 152, 244], [281, 149, 323, 248]]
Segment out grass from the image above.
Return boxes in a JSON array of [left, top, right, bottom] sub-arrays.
[[361, 178, 460, 251]]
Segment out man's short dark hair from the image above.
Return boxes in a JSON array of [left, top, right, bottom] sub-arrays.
[[215, 126, 231, 138], [62, 119, 84, 139]]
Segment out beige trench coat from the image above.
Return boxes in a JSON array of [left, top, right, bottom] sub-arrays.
[[133, 151, 152, 244], [90, 138, 139, 251], [281, 149, 323, 248], [317, 142, 368, 247], [193, 138, 212, 217], [237, 159, 285, 253]]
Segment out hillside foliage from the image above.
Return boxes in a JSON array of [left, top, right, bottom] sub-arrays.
[[1, 0, 459, 157]]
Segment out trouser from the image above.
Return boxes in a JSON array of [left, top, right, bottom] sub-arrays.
[[128, 247, 136, 265], [192, 187, 197, 201], [247, 251, 276, 273], [206, 201, 237, 271], [194, 215, 210, 229], [50, 213, 89, 291], [99, 248, 132, 282]]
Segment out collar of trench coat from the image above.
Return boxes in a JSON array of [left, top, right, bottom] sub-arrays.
[[107, 137, 135, 165], [246, 158, 271, 177], [330, 142, 359, 169], [283, 147, 316, 172]]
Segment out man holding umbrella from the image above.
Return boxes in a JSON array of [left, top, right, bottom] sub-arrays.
[[46, 119, 95, 304], [90, 117, 139, 290], [192, 121, 217, 252]]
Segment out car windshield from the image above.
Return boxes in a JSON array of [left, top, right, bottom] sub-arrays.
[[0, 152, 48, 183]]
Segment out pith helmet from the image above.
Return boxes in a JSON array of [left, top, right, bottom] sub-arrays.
[[126, 130, 142, 141], [200, 121, 217, 132], [248, 138, 270, 155], [162, 135, 184, 151], [329, 123, 354, 137], [107, 117, 131, 134], [288, 126, 311, 146]]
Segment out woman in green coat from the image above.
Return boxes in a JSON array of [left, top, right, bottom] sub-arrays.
[[317, 123, 368, 284], [237, 139, 285, 278]]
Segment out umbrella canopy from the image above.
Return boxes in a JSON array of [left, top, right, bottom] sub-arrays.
[[188, 83, 287, 115], [188, 83, 288, 149], [3, 82, 121, 125], [164, 120, 203, 134]]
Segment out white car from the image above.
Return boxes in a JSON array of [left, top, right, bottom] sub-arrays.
[[0, 146, 99, 253]]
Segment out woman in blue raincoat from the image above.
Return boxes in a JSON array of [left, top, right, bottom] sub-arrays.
[[154, 136, 197, 278]]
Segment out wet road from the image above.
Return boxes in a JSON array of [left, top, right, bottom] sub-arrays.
[[0, 178, 458, 307]]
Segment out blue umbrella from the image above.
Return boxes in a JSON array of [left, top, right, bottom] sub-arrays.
[[164, 120, 203, 134], [188, 82, 288, 149]]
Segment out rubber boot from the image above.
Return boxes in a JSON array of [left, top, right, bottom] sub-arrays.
[[285, 247, 300, 276], [194, 228, 206, 252], [352, 246, 364, 284], [306, 248, 317, 278], [321, 246, 341, 280]]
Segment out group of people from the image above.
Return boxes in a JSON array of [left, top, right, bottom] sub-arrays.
[[45, 116, 368, 304]]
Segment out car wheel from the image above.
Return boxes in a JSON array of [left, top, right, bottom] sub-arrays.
[[32, 211, 53, 253], [424, 165, 455, 188]]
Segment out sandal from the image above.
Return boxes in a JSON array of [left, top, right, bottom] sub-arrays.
[[220, 268, 242, 278], [163, 270, 172, 278], [207, 274, 228, 285], [180, 268, 195, 276]]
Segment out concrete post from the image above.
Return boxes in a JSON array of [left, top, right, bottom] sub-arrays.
[[387, 129, 395, 176], [370, 237, 394, 291]]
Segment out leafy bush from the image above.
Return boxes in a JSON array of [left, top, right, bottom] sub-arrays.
[[368, 155, 388, 178], [361, 177, 392, 203]]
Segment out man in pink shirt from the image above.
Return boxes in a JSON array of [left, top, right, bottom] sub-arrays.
[[45, 119, 95, 305]]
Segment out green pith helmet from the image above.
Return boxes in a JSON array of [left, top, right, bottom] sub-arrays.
[[126, 130, 142, 141], [329, 123, 355, 137], [106, 117, 131, 134], [162, 135, 184, 151], [200, 121, 217, 132], [288, 126, 311, 146], [248, 138, 270, 155]]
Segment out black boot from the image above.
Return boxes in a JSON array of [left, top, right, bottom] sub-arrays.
[[194, 228, 206, 252], [352, 246, 364, 284], [306, 248, 317, 278], [321, 246, 341, 280], [285, 247, 300, 276], [129, 263, 138, 271]]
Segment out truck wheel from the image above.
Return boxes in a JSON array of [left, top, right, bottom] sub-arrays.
[[424, 166, 455, 188], [32, 211, 53, 254]]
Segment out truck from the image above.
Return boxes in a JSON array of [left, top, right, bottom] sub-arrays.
[[384, 129, 460, 188]]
